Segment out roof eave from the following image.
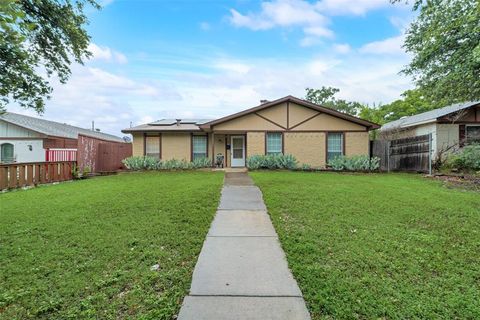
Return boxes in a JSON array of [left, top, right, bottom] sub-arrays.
[[201, 95, 380, 130]]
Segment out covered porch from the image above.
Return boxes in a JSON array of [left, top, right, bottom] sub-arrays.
[[210, 132, 247, 168]]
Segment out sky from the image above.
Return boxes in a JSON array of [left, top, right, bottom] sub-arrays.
[[10, 0, 416, 137]]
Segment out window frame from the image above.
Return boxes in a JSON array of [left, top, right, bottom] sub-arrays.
[[0, 143, 15, 163], [265, 132, 283, 155], [465, 124, 480, 144], [144, 134, 161, 159], [192, 134, 208, 161], [326, 132, 345, 163]]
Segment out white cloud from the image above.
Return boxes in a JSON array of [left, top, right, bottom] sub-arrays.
[[316, 0, 389, 16], [303, 26, 334, 38], [88, 43, 128, 64], [333, 43, 351, 54], [214, 61, 251, 74], [228, 0, 393, 45], [229, 0, 333, 44], [359, 34, 406, 55]]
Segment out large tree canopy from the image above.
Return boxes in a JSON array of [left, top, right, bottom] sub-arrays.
[[0, 0, 99, 113], [358, 89, 434, 125], [395, 0, 480, 105], [305, 87, 365, 116]]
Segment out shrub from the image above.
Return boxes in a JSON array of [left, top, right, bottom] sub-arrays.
[[448, 144, 480, 171], [122, 156, 212, 171], [122, 156, 161, 170], [300, 163, 312, 171], [191, 157, 212, 169], [328, 155, 380, 171], [246, 154, 298, 170]]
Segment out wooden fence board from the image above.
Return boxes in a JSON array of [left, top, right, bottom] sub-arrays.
[[18, 166, 26, 187], [0, 167, 8, 190], [0, 161, 75, 191], [9, 166, 17, 188], [27, 165, 34, 186], [371, 134, 432, 173]]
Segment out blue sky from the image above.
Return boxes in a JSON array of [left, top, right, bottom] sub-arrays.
[[12, 0, 415, 136]]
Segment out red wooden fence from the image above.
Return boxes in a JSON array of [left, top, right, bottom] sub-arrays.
[[46, 148, 77, 162], [0, 161, 75, 190], [77, 134, 131, 173]]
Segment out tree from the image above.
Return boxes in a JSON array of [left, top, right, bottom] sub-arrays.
[[358, 89, 434, 125], [0, 0, 100, 114], [392, 0, 480, 105], [305, 87, 365, 115]]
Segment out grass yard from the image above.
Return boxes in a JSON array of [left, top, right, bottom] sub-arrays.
[[251, 172, 480, 319], [0, 172, 223, 319]]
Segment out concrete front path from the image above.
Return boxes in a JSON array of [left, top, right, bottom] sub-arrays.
[[178, 172, 310, 320]]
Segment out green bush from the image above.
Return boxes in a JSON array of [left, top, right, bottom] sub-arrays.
[[122, 156, 211, 171], [122, 156, 161, 170], [328, 155, 380, 171], [191, 157, 212, 169], [300, 163, 312, 171], [448, 144, 480, 171], [246, 154, 298, 170]]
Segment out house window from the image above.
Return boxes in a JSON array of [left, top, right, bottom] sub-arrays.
[[0, 143, 14, 163], [192, 135, 207, 160], [327, 132, 344, 162], [266, 132, 283, 155], [145, 136, 160, 159], [466, 125, 480, 144]]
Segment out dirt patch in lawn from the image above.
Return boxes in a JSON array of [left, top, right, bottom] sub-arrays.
[[429, 173, 480, 192]]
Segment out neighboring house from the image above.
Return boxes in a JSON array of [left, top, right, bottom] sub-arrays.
[[380, 101, 480, 157], [122, 95, 380, 168], [0, 112, 125, 164]]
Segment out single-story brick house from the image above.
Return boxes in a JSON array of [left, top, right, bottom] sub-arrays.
[[122, 96, 380, 168]]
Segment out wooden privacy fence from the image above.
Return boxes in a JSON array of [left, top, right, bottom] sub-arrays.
[[77, 134, 132, 173], [371, 134, 432, 173], [0, 161, 75, 190]]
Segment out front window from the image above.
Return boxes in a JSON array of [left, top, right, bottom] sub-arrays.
[[145, 136, 160, 159], [466, 125, 480, 144], [192, 135, 207, 160], [266, 132, 282, 155], [0, 143, 15, 163], [327, 132, 343, 161]]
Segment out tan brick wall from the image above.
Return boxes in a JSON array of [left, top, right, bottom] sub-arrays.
[[162, 133, 191, 161], [284, 132, 326, 168], [247, 132, 265, 157], [345, 132, 369, 156], [132, 133, 144, 156]]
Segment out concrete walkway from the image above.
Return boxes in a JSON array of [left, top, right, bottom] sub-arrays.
[[178, 172, 310, 320]]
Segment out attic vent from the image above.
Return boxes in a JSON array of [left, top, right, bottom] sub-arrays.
[[260, 99, 269, 104], [175, 119, 181, 126]]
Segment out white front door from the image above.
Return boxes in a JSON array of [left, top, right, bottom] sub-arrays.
[[231, 136, 245, 167]]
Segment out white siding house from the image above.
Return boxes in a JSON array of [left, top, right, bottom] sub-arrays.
[[0, 113, 124, 164], [380, 101, 480, 158]]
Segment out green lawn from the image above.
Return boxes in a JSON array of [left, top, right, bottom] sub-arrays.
[[251, 172, 480, 319], [0, 172, 223, 319]]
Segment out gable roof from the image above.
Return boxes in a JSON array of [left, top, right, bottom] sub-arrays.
[[381, 101, 480, 132], [122, 119, 212, 133], [0, 112, 125, 142], [199, 95, 380, 130]]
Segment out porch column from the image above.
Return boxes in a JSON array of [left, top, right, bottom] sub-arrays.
[[211, 132, 215, 167]]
